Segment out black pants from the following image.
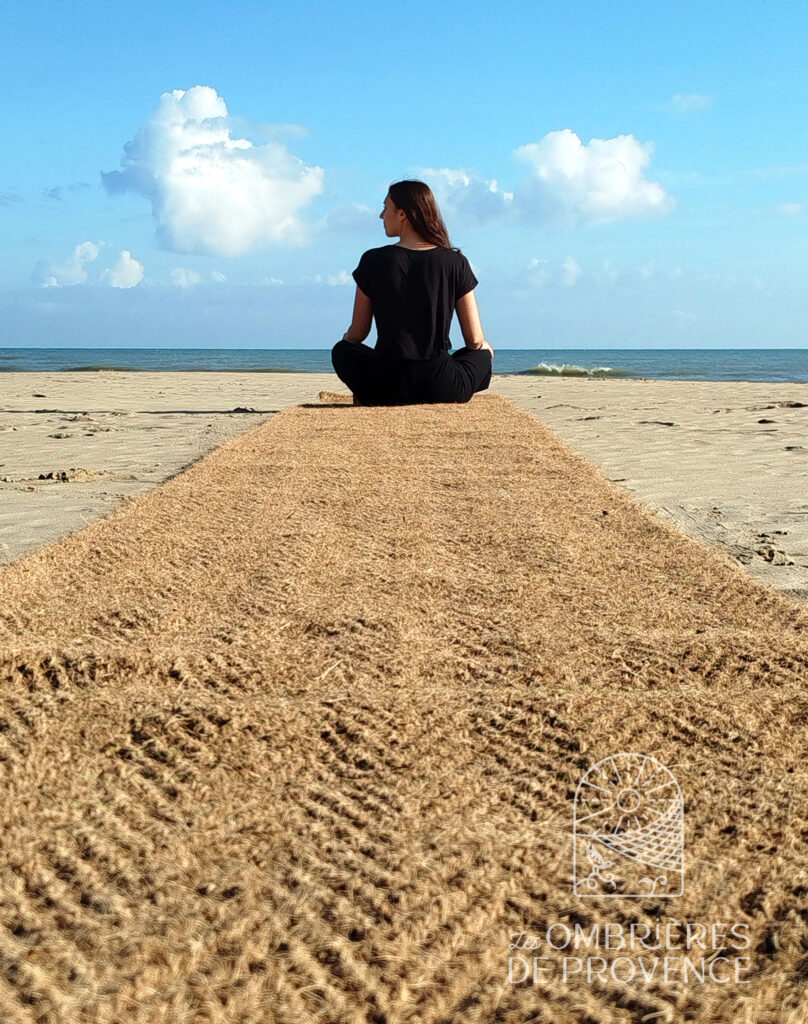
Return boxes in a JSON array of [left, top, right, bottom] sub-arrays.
[[331, 341, 493, 406]]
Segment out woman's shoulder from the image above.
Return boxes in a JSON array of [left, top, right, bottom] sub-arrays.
[[359, 245, 398, 259], [357, 245, 472, 268]]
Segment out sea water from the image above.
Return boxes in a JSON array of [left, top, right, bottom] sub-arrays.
[[0, 348, 806, 383]]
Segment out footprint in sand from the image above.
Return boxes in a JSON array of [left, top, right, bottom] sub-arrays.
[[38, 467, 106, 482], [749, 402, 807, 410], [757, 545, 793, 565]]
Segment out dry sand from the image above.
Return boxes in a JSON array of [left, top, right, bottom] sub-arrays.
[[1, 392, 807, 1023], [1, 370, 807, 605], [0, 371, 335, 567], [490, 375, 808, 606]]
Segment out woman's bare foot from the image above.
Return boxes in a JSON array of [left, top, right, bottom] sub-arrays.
[[318, 390, 353, 404]]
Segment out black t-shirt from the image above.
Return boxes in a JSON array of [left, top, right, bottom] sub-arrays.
[[352, 244, 478, 361]]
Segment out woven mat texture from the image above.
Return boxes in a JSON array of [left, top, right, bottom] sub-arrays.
[[1, 394, 807, 1023]]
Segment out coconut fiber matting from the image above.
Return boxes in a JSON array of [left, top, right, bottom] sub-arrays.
[[0, 393, 807, 1024]]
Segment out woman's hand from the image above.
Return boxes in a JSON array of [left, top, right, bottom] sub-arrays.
[[474, 339, 495, 358]]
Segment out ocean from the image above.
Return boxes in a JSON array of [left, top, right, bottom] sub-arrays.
[[0, 348, 806, 383]]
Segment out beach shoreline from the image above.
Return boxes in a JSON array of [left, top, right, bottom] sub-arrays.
[[1, 370, 806, 604]]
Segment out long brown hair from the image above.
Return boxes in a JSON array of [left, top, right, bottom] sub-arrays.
[[387, 180, 460, 252]]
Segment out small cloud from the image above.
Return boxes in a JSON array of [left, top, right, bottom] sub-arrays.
[[44, 182, 92, 201], [326, 270, 352, 286], [0, 193, 23, 206], [228, 118, 310, 142], [304, 272, 349, 286], [102, 250, 144, 288], [599, 260, 619, 285], [525, 257, 552, 289], [170, 267, 203, 288], [258, 275, 284, 286], [777, 202, 804, 216], [31, 241, 100, 287], [315, 203, 377, 233], [638, 261, 656, 280], [521, 255, 582, 289], [562, 257, 581, 286], [667, 93, 713, 115], [674, 309, 696, 321], [211, 270, 227, 282]]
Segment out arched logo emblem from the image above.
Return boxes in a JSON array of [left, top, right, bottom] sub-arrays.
[[574, 753, 684, 898]]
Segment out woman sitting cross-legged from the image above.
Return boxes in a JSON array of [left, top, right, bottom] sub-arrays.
[[331, 179, 494, 406]]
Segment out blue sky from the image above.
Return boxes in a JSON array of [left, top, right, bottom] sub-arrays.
[[2, 0, 806, 349]]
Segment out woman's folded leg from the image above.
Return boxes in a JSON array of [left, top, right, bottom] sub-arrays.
[[408, 348, 491, 404], [450, 346, 493, 399], [331, 339, 375, 401], [330, 340, 404, 406]]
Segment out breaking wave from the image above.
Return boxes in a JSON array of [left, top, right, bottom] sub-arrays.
[[513, 362, 634, 378]]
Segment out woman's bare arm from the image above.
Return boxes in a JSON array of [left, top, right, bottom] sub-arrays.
[[342, 286, 373, 343], [455, 290, 494, 355]]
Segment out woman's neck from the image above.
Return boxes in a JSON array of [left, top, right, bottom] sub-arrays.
[[396, 223, 437, 249]]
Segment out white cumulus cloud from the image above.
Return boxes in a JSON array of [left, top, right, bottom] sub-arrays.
[[102, 85, 324, 257], [102, 250, 144, 288], [777, 202, 804, 216], [32, 242, 145, 288], [415, 167, 513, 224], [31, 242, 100, 287], [513, 130, 672, 226], [415, 130, 671, 231]]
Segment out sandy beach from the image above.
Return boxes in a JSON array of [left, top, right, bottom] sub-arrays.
[[1, 370, 806, 605]]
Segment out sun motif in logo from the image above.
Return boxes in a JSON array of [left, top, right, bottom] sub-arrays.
[[574, 753, 684, 897]]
